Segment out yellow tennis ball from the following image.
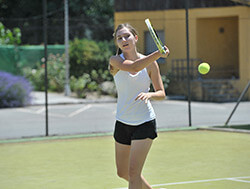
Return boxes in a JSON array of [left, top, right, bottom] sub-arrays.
[[198, 63, 210, 75]]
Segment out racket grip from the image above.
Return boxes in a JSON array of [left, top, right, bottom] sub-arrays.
[[160, 46, 167, 54]]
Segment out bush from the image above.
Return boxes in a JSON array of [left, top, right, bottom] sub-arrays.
[[46, 54, 65, 92], [69, 38, 114, 98], [0, 71, 32, 108], [0, 22, 21, 45], [22, 39, 115, 98], [161, 74, 170, 91], [70, 69, 114, 98], [23, 64, 44, 91], [69, 38, 114, 78], [23, 53, 65, 92], [70, 74, 91, 98]]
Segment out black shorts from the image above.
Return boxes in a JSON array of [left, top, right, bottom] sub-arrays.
[[114, 119, 157, 145]]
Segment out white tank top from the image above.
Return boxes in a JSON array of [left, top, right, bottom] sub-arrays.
[[114, 53, 156, 125]]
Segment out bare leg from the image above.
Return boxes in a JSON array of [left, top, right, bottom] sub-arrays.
[[115, 141, 153, 189], [115, 142, 130, 181], [128, 139, 153, 189]]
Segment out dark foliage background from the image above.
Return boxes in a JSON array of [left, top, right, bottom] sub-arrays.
[[0, 0, 114, 44]]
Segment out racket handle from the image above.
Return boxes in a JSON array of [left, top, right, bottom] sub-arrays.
[[160, 46, 167, 54], [161, 46, 170, 56]]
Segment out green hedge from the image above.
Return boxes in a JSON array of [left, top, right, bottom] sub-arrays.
[[0, 45, 65, 74], [69, 38, 114, 78]]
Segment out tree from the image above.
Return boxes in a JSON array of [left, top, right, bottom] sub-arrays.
[[0, 0, 114, 44], [0, 22, 21, 45], [69, 0, 114, 41]]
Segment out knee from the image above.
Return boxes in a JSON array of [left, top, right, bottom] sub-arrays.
[[117, 170, 129, 181], [128, 165, 141, 181]]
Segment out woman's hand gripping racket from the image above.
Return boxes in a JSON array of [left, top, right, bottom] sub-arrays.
[[145, 18, 169, 56]]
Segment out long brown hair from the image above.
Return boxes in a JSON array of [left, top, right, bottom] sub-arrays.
[[113, 23, 138, 55]]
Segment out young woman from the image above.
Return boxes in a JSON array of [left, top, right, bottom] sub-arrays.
[[109, 23, 169, 189]]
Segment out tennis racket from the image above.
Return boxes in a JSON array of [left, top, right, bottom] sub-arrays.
[[145, 18, 167, 54]]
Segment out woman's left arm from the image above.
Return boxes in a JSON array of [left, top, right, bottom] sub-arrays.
[[135, 61, 166, 103]]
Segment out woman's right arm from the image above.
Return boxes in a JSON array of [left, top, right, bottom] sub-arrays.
[[109, 48, 169, 73]]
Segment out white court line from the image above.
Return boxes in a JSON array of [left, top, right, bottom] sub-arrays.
[[17, 107, 64, 117], [68, 104, 92, 118], [17, 108, 44, 114], [16, 108, 34, 113], [17, 105, 92, 118], [227, 178, 250, 183], [114, 176, 250, 189], [35, 107, 45, 114]]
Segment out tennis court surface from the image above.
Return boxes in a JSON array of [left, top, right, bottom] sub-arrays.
[[0, 129, 250, 189]]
